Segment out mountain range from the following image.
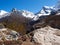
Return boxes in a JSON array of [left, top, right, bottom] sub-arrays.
[[0, 5, 59, 21], [0, 5, 60, 34]]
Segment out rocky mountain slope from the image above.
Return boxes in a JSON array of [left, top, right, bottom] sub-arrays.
[[0, 6, 59, 34], [33, 26, 60, 45], [0, 2, 60, 45], [0, 9, 35, 34]]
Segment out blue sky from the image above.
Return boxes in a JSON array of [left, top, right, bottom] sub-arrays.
[[0, 0, 57, 13]]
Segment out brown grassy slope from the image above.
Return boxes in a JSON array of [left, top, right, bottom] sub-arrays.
[[0, 12, 32, 35], [44, 15, 60, 29], [33, 15, 60, 29]]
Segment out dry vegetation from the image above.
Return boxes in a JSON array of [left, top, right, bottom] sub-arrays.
[[0, 12, 32, 35]]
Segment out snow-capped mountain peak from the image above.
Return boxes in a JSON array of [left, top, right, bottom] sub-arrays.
[[44, 6, 54, 9], [0, 10, 8, 15], [21, 10, 35, 18], [36, 6, 55, 17], [12, 9, 36, 19], [0, 10, 10, 18]]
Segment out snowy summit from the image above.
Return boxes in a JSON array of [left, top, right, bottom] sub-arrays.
[[0, 10, 8, 15]]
